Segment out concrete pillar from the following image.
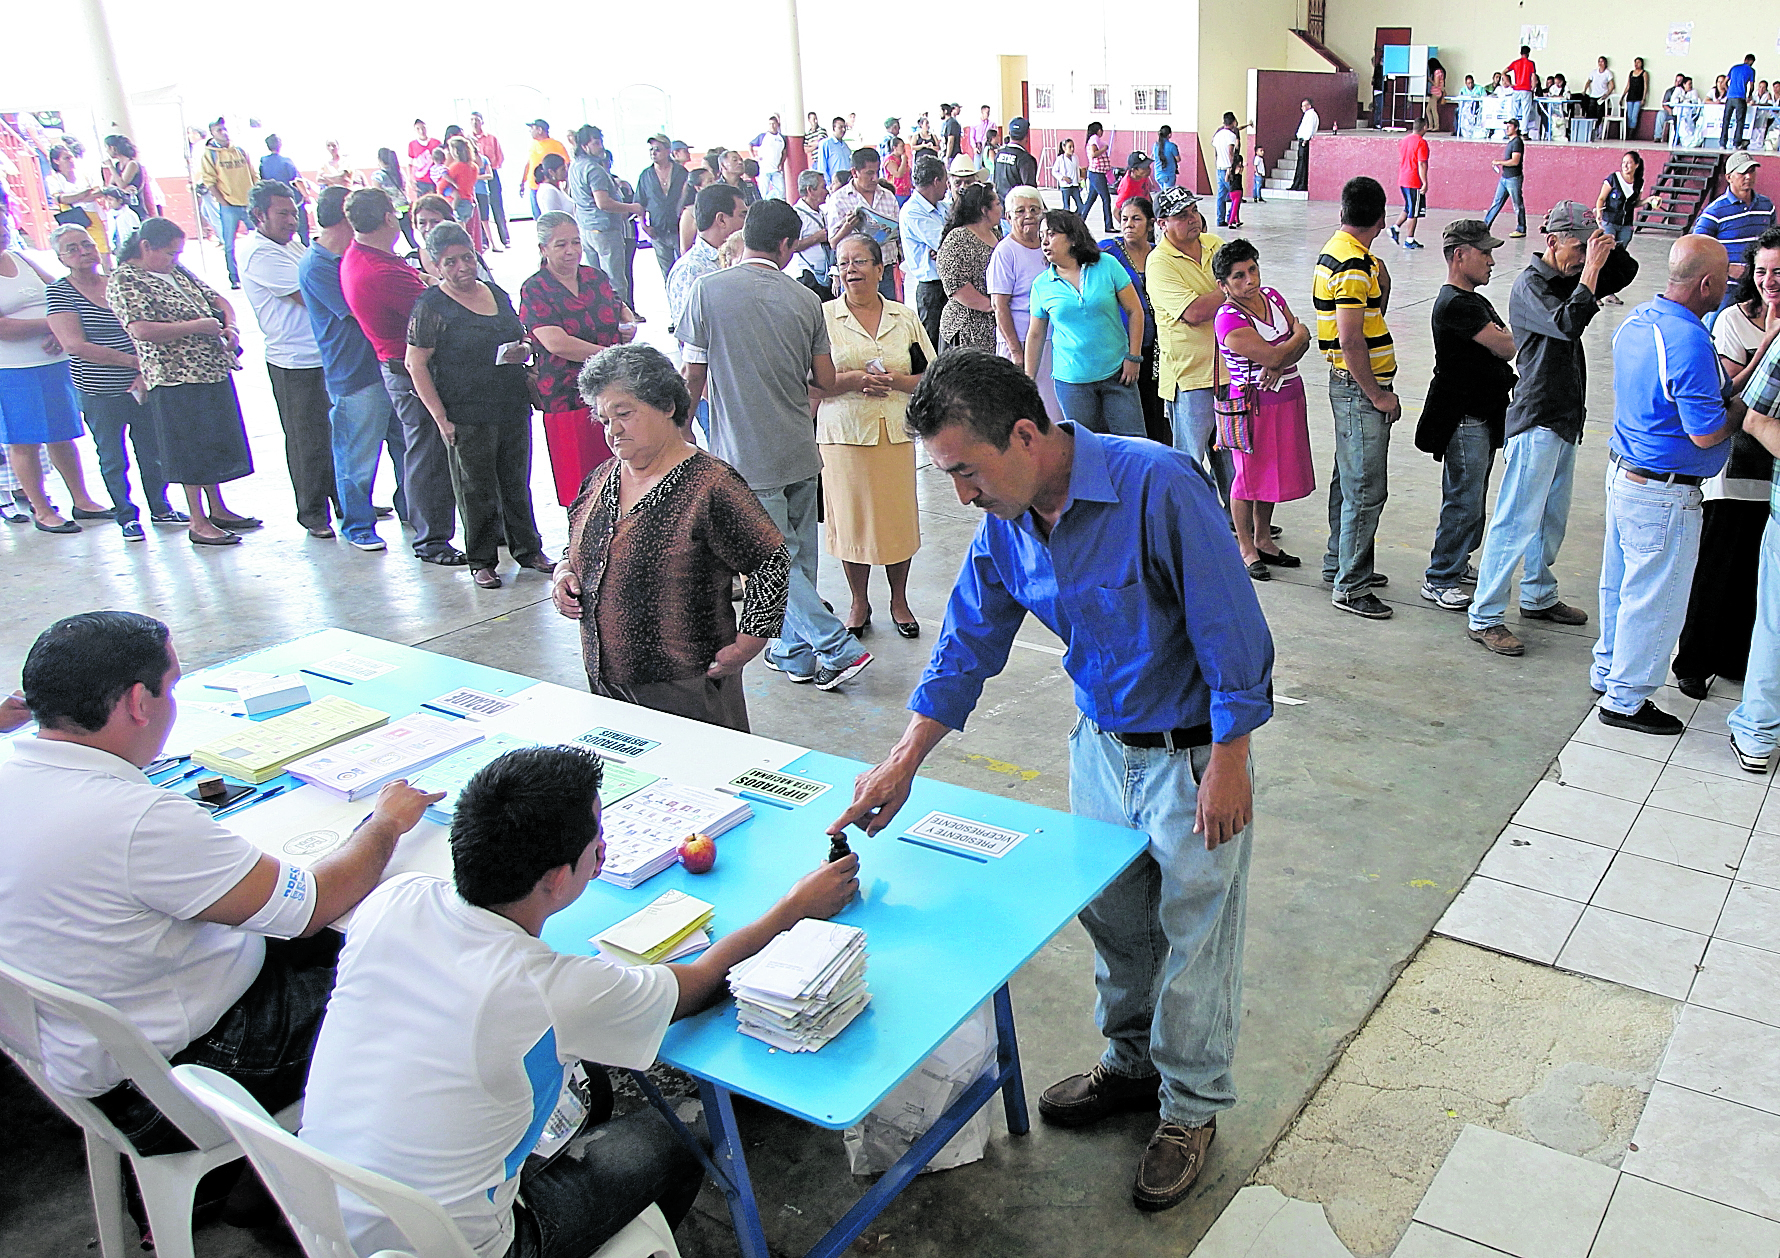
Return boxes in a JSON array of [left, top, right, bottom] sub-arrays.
[[71, 0, 135, 139], [783, 0, 809, 185]]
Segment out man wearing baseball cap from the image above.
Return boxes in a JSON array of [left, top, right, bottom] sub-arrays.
[[1414, 220, 1517, 612], [1466, 200, 1619, 656], [992, 117, 1038, 203], [1693, 150, 1773, 308], [521, 120, 570, 218], [1149, 186, 1231, 506]]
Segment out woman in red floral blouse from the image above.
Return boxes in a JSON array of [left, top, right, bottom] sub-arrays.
[[519, 211, 638, 506]]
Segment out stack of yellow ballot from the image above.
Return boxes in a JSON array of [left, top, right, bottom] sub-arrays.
[[594, 890, 716, 966], [190, 696, 390, 784]]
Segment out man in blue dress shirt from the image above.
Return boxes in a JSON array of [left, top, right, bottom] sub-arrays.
[[830, 349, 1274, 1212]]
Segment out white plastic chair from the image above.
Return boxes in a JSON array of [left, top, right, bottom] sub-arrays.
[[0, 956, 300, 1258], [172, 1064, 680, 1258]]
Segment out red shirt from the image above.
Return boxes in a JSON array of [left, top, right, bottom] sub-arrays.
[[1508, 58, 1537, 92], [473, 131, 504, 170], [340, 241, 428, 362], [1397, 134, 1430, 189]]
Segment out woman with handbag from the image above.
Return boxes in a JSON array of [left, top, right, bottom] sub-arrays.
[[47, 146, 111, 269], [811, 235, 935, 637], [1211, 238, 1314, 580]]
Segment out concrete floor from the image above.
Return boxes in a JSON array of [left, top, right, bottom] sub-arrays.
[[0, 199, 1681, 1257]]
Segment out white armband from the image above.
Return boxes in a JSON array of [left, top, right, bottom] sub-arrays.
[[239, 860, 318, 938]]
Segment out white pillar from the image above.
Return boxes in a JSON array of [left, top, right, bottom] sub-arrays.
[[785, 0, 809, 179], [72, 0, 135, 138]]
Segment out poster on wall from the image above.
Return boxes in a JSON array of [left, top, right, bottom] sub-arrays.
[[1667, 23, 1693, 57], [1518, 25, 1547, 51]]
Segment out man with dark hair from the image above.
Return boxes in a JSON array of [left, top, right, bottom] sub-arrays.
[[300, 185, 404, 551], [664, 181, 746, 338], [1466, 201, 1617, 656], [1724, 54, 1758, 149], [827, 147, 902, 298], [818, 117, 854, 188], [1314, 176, 1398, 619], [300, 745, 858, 1258], [680, 201, 869, 690], [241, 179, 338, 538], [467, 111, 510, 251], [257, 134, 311, 246], [520, 120, 570, 217], [835, 348, 1273, 1213], [341, 187, 466, 565], [1506, 44, 1539, 136], [0, 611, 436, 1156], [200, 118, 254, 288], [940, 104, 963, 162], [568, 125, 643, 306], [900, 154, 950, 346], [1483, 118, 1527, 240]]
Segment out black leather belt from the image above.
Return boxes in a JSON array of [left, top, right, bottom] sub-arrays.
[[1615, 460, 1703, 486], [1111, 723, 1212, 752]]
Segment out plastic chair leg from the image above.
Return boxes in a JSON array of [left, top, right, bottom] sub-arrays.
[[132, 1153, 205, 1258], [84, 1133, 132, 1258]]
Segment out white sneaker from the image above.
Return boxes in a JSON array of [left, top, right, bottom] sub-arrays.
[[1420, 583, 1473, 611]]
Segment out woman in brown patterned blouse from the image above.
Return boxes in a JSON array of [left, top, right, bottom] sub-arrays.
[[551, 344, 790, 733]]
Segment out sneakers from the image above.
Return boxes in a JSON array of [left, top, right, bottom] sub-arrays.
[[1038, 1063, 1162, 1127], [347, 534, 386, 552], [1597, 702, 1684, 736], [1731, 738, 1775, 775], [1133, 1119, 1217, 1212], [1389, 224, 1401, 243], [1459, 564, 1479, 585], [1420, 583, 1472, 610], [1521, 601, 1589, 626], [1333, 592, 1393, 619], [1323, 571, 1389, 589], [1508, 230, 1527, 239], [120, 520, 146, 542], [762, 656, 816, 684], [814, 652, 873, 691], [1403, 239, 1424, 249], [149, 510, 191, 525], [1467, 625, 1525, 655], [1674, 675, 1712, 701]]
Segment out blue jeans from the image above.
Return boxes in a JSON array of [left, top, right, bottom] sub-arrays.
[[1426, 418, 1495, 586], [1626, 100, 1644, 136], [1512, 90, 1535, 134], [754, 476, 862, 675], [1591, 467, 1705, 714], [1169, 386, 1235, 512], [1055, 374, 1146, 437], [1215, 171, 1232, 225], [1485, 176, 1526, 234], [1468, 427, 1576, 630], [79, 390, 169, 522], [330, 380, 398, 543], [1082, 172, 1113, 231], [1730, 513, 1780, 756], [763, 171, 786, 201], [1070, 719, 1252, 1128], [1322, 375, 1393, 595], [215, 203, 252, 285], [584, 226, 629, 306], [1061, 185, 1083, 214]]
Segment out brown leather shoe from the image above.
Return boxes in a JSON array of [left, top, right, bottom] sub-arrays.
[[1037, 1063, 1161, 1127], [1132, 1118, 1216, 1211], [1467, 625, 1525, 656], [1520, 600, 1589, 625], [472, 567, 502, 589]]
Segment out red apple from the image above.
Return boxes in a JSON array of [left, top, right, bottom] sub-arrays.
[[679, 832, 717, 874]]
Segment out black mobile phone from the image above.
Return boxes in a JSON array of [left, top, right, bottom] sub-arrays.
[[187, 782, 255, 811]]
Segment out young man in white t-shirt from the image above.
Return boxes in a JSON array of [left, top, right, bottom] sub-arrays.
[[1211, 112, 1239, 228], [0, 611, 437, 1157], [300, 745, 860, 1258]]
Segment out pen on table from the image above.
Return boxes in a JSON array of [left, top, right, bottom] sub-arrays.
[[896, 835, 988, 863], [419, 702, 466, 719], [161, 765, 205, 787], [299, 668, 354, 684], [715, 785, 795, 810], [215, 784, 287, 818]]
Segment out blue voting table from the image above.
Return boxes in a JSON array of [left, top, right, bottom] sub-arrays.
[[171, 631, 1150, 1258]]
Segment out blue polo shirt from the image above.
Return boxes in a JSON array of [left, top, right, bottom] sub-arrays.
[[1609, 296, 1731, 478], [298, 241, 382, 397], [1029, 257, 1134, 384], [1727, 63, 1756, 99], [258, 152, 305, 202], [1693, 190, 1776, 260]]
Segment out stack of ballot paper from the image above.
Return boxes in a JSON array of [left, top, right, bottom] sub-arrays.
[[594, 891, 716, 966], [728, 920, 870, 1052], [190, 696, 390, 784], [595, 783, 751, 889], [286, 713, 484, 801]]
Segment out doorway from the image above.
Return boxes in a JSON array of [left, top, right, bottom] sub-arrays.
[[1374, 26, 1410, 128]]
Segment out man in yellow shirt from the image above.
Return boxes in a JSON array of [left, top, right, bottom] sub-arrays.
[[1313, 176, 1398, 620], [520, 119, 571, 218], [199, 118, 255, 288], [1146, 187, 1231, 509]]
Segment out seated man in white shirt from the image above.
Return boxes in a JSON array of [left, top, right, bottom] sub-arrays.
[[299, 745, 860, 1258], [0, 611, 437, 1157]]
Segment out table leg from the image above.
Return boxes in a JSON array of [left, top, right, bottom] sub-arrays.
[[992, 983, 1030, 1136], [701, 1079, 773, 1258]]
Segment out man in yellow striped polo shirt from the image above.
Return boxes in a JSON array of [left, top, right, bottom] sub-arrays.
[[1313, 176, 1399, 620]]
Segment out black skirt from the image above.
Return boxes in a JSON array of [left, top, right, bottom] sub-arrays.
[[144, 379, 253, 485]]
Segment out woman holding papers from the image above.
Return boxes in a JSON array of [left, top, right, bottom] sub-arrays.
[[552, 344, 790, 732]]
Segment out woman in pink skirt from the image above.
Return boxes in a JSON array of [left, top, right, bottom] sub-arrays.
[[1211, 238, 1316, 580]]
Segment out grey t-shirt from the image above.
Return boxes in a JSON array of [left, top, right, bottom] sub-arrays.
[[569, 156, 616, 232], [679, 260, 831, 491]]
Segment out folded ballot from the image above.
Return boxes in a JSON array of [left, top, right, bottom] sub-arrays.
[[595, 783, 751, 889], [286, 713, 484, 800], [190, 696, 390, 784], [728, 920, 870, 1052], [594, 890, 716, 966]]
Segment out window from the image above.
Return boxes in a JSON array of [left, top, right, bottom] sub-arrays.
[[1132, 86, 1171, 113], [1091, 85, 1109, 112], [1033, 85, 1054, 113]]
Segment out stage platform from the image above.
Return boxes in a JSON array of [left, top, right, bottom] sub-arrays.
[[1305, 128, 1767, 221]]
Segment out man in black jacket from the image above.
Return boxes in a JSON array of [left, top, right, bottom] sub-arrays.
[[993, 118, 1039, 202]]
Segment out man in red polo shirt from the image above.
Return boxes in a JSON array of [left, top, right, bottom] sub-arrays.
[[339, 188, 464, 567], [1505, 46, 1539, 136]]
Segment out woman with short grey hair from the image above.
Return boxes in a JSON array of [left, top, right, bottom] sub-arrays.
[[405, 222, 550, 589], [552, 343, 790, 732], [519, 211, 638, 506]]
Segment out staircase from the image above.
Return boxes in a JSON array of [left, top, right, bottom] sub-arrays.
[[1635, 151, 1721, 235], [1263, 140, 1310, 201]]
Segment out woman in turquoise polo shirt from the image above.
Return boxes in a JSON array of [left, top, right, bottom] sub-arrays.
[[1022, 210, 1146, 437]]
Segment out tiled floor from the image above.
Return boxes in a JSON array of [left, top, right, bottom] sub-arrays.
[[1434, 681, 1780, 1240]]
